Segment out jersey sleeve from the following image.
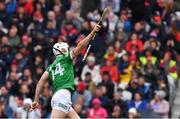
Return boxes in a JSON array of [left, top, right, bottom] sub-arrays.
[[69, 50, 73, 60], [45, 65, 51, 74], [45, 65, 52, 80]]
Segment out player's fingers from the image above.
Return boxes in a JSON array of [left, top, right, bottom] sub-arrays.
[[95, 25, 101, 32], [31, 102, 38, 108], [96, 24, 101, 29], [30, 106, 37, 112], [29, 108, 33, 112], [30, 103, 37, 112], [96, 24, 101, 27], [29, 107, 34, 112], [29, 106, 37, 112]]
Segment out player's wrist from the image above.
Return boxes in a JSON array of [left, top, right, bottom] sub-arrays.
[[34, 97, 39, 103], [91, 30, 96, 36], [92, 28, 96, 33]]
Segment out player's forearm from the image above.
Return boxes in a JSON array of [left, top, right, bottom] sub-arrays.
[[34, 81, 43, 102], [77, 31, 96, 52], [73, 24, 101, 57], [34, 72, 49, 102]]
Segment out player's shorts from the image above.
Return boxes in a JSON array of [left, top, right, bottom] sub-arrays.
[[51, 89, 73, 113]]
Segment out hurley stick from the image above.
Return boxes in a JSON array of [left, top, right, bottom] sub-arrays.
[[82, 7, 110, 61]]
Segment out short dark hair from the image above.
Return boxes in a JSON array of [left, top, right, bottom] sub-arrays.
[[85, 72, 91, 76], [0, 0, 5, 3], [103, 71, 109, 76], [135, 92, 143, 98]]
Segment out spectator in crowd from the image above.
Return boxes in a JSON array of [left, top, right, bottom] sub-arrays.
[[119, 54, 133, 84], [0, 96, 7, 118], [0, 86, 10, 117], [110, 105, 123, 118], [44, 11, 59, 38], [144, 37, 160, 57], [73, 103, 86, 118], [0, 21, 8, 37], [160, 51, 178, 81], [81, 55, 101, 85], [125, 33, 143, 55], [16, 98, 41, 118], [84, 72, 96, 96], [104, 45, 118, 63], [110, 91, 128, 117], [72, 81, 92, 108], [99, 71, 115, 99], [0, 0, 179, 118], [91, 85, 111, 110], [101, 59, 119, 83], [150, 90, 170, 118], [128, 107, 138, 119], [137, 76, 151, 100], [128, 92, 148, 112], [8, 25, 20, 47], [0, 1, 9, 27], [87, 98, 108, 118]]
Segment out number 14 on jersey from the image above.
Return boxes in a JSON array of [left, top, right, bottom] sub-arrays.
[[52, 63, 64, 80]]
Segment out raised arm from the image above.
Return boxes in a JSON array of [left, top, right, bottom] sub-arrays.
[[30, 71, 49, 111], [71, 24, 101, 58]]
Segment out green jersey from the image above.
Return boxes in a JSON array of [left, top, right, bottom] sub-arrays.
[[46, 52, 74, 93]]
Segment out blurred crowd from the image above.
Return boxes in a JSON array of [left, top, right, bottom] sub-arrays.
[[0, 0, 180, 118]]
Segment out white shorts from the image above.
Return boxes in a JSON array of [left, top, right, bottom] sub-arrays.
[[51, 89, 73, 113]]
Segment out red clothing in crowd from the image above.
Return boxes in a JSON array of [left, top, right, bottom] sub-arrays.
[[175, 32, 180, 42], [24, 1, 34, 16], [104, 53, 117, 62], [101, 65, 119, 82], [125, 39, 143, 53], [87, 107, 108, 118]]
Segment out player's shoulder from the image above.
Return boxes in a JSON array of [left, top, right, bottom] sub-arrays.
[[45, 62, 55, 72], [45, 64, 52, 72]]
